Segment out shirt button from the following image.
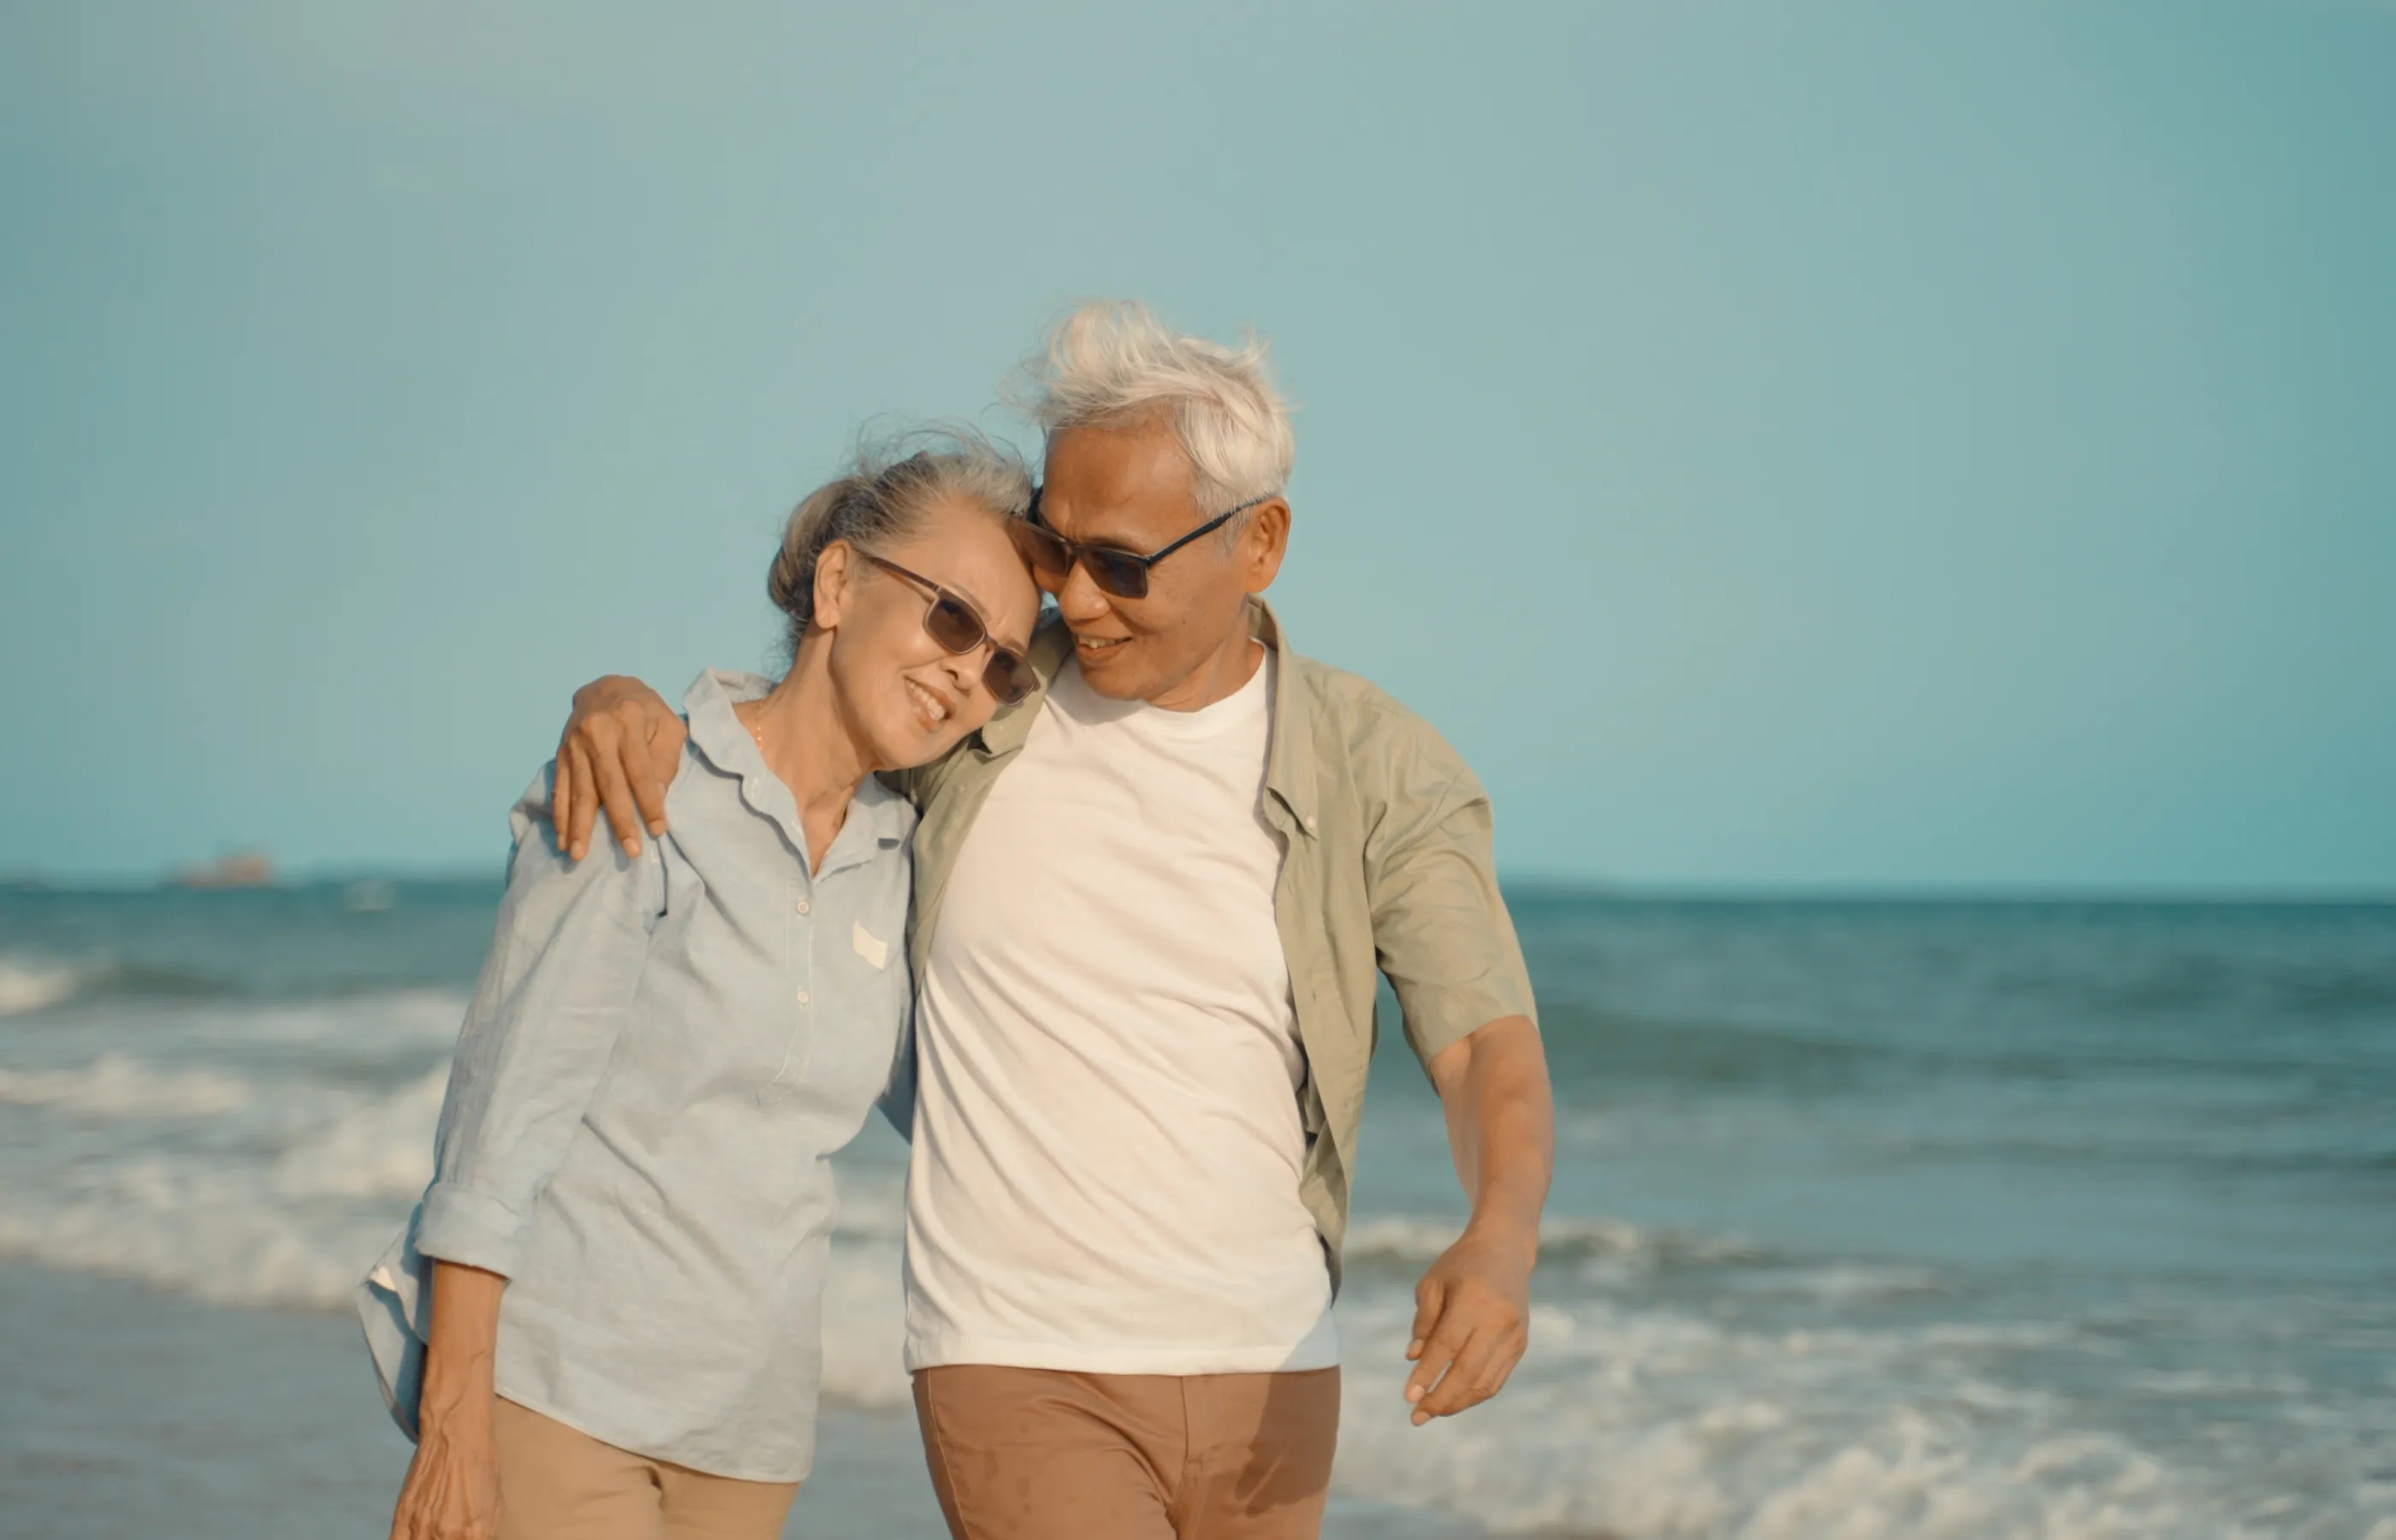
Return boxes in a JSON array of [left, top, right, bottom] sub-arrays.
[[796, 897, 811, 915], [796, 988, 811, 1006]]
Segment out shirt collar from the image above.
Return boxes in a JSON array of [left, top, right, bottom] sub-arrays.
[[969, 601, 1320, 838], [683, 669, 913, 860], [1251, 601, 1320, 838]]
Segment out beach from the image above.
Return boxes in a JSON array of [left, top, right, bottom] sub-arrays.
[[0, 1265, 1477, 1540], [1, 882, 2390, 1537]]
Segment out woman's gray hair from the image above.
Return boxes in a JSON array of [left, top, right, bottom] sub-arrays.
[[1009, 300, 1295, 519], [768, 425, 1032, 656]]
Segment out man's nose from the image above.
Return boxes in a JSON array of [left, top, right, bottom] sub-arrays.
[[1055, 560, 1113, 624]]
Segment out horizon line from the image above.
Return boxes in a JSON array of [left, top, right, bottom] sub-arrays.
[[5, 866, 2391, 908]]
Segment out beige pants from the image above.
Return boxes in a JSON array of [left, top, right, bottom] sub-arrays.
[[912, 1365, 1341, 1540], [492, 1398, 801, 1540]]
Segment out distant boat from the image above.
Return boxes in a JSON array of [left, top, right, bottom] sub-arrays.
[[342, 879, 397, 914], [171, 851, 276, 889]]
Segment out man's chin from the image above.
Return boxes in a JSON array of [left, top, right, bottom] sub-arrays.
[[1071, 639, 1147, 697]]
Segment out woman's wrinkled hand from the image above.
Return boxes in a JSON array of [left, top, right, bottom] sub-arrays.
[[552, 675, 686, 861], [388, 1400, 502, 1540]]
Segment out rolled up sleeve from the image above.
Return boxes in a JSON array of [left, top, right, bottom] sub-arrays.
[[1367, 756, 1539, 1075], [416, 765, 665, 1278]]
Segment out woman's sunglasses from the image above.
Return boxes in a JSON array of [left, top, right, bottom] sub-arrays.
[[863, 556, 1038, 707], [1013, 488, 1269, 601]]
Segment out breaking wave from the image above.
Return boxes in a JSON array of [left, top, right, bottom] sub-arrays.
[[0, 956, 96, 1016], [0, 917, 2387, 1538]]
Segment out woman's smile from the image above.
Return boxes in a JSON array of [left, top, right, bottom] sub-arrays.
[[904, 675, 957, 730]]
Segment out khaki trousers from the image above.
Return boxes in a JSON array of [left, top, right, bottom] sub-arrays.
[[492, 1398, 801, 1540], [912, 1365, 1341, 1540]]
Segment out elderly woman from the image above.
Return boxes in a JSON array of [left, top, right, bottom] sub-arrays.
[[361, 431, 1041, 1540]]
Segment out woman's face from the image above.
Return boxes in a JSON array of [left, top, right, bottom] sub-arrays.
[[820, 498, 1041, 772]]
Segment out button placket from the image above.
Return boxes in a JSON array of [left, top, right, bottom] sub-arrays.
[[760, 875, 818, 1104]]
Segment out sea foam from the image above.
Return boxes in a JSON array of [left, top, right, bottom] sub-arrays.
[[1326, 1294, 2332, 1539], [0, 956, 92, 1016], [0, 1051, 252, 1116]]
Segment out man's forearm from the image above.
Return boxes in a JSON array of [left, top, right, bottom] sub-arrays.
[[1433, 1016, 1555, 1259], [1403, 1016, 1555, 1424]]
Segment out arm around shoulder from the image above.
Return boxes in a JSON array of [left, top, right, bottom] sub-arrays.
[[552, 675, 688, 862]]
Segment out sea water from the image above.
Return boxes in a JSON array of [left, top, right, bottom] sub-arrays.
[[1, 883, 2389, 1538]]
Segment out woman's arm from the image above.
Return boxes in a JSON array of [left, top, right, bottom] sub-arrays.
[[388, 1263, 507, 1540], [414, 766, 667, 1282], [391, 767, 667, 1532]]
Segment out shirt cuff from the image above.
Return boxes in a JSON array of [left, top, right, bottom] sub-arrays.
[[413, 1181, 531, 1279]]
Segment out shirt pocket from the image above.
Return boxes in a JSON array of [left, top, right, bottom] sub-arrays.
[[756, 911, 909, 1111], [833, 940, 914, 1114]]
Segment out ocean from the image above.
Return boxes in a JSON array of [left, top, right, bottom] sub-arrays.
[[1, 882, 2390, 1538]]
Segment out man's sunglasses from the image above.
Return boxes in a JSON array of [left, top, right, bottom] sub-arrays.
[[863, 555, 1038, 707], [1014, 489, 1269, 601]]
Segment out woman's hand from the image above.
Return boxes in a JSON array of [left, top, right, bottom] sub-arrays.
[[388, 1394, 502, 1540], [389, 1263, 509, 1540], [553, 675, 686, 862]]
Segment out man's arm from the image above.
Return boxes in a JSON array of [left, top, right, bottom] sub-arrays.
[[1360, 724, 1552, 1425], [550, 676, 685, 861], [1404, 1015, 1555, 1424]]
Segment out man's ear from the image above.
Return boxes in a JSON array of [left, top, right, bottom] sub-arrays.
[[812, 539, 857, 631], [1240, 498, 1292, 595]]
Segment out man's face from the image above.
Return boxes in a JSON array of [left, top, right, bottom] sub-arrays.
[[1037, 416, 1287, 707]]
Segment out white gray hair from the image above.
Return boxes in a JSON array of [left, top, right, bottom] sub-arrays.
[[1010, 300, 1295, 519], [768, 424, 1031, 656]]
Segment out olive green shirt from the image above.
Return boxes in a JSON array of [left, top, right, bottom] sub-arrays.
[[891, 601, 1536, 1289]]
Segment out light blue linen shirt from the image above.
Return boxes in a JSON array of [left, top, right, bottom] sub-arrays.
[[357, 669, 916, 1483]]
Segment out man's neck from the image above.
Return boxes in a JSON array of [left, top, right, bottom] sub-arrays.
[[1147, 631, 1266, 714]]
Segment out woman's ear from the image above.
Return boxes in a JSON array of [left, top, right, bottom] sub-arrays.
[[812, 539, 857, 631]]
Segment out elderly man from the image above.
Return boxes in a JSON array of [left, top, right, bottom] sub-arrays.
[[550, 301, 1554, 1540]]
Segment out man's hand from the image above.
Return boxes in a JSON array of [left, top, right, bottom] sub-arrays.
[[553, 676, 685, 861], [1407, 1014, 1554, 1425], [1404, 1219, 1536, 1424]]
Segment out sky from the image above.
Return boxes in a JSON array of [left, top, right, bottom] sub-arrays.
[[3, 1, 2391, 891]]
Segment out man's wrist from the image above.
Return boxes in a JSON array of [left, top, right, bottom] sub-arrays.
[[1460, 1211, 1541, 1273]]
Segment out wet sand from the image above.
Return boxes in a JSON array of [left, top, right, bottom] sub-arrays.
[[0, 1264, 1479, 1538]]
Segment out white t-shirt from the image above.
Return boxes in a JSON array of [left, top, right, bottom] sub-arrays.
[[902, 654, 1338, 1375]]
